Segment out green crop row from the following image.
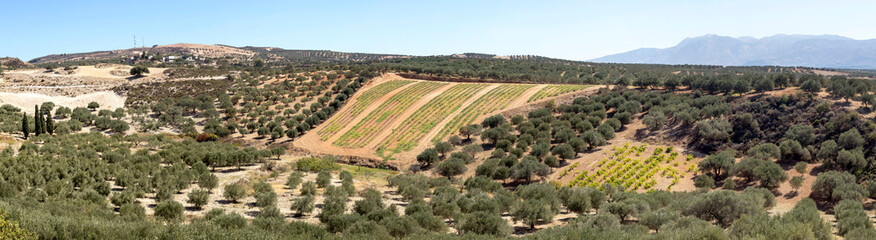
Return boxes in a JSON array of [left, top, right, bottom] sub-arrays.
[[527, 85, 592, 102], [376, 84, 488, 156], [432, 84, 535, 142], [570, 143, 687, 191], [333, 82, 447, 148], [317, 80, 413, 140]]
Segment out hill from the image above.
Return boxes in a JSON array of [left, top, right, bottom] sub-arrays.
[[0, 57, 33, 68], [241, 46, 409, 63], [592, 34, 876, 69], [28, 43, 258, 65], [28, 43, 409, 65]]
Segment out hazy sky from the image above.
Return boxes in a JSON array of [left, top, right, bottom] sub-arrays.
[[2, 0, 874, 61]]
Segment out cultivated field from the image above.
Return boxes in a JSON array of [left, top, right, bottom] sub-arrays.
[[295, 74, 597, 167]]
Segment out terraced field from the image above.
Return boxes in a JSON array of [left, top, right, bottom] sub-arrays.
[[317, 80, 413, 140], [376, 83, 488, 156], [295, 75, 596, 164], [333, 81, 447, 148], [431, 84, 535, 142], [527, 85, 592, 102]]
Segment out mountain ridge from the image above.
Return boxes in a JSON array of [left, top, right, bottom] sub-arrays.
[[592, 34, 876, 69]]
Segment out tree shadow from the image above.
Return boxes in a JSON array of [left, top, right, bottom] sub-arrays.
[[185, 206, 205, 211], [833, 101, 852, 107], [513, 226, 539, 235], [219, 168, 247, 173], [244, 210, 260, 217], [409, 164, 423, 172], [556, 216, 576, 223], [125, 75, 146, 80], [856, 106, 872, 115]]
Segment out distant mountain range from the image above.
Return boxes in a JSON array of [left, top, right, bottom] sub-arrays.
[[592, 34, 876, 69]]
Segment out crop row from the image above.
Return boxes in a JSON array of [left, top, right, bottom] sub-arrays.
[[569, 143, 690, 191], [432, 84, 535, 142], [317, 80, 413, 140], [375, 84, 488, 156], [527, 85, 592, 102], [558, 162, 580, 178], [333, 82, 447, 148]]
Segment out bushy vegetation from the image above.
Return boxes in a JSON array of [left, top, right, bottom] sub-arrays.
[[7, 56, 876, 239]]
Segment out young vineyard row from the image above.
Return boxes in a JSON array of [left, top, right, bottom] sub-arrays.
[[527, 85, 592, 102], [333, 82, 447, 148], [317, 80, 413, 140], [431, 84, 535, 142], [375, 83, 488, 156], [567, 143, 695, 191]]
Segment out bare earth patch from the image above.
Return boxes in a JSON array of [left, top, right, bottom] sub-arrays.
[[0, 91, 125, 114]]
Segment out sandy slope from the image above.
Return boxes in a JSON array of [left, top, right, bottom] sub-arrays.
[[0, 91, 125, 114], [6, 66, 167, 79]]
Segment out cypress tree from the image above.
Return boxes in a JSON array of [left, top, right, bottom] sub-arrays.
[[45, 111, 54, 135], [41, 112, 48, 134], [34, 105, 41, 135], [21, 114, 29, 140]]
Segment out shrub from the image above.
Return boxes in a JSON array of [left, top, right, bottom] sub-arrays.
[[694, 175, 715, 189], [198, 173, 218, 192], [464, 176, 501, 193], [130, 66, 149, 77], [119, 203, 145, 220], [154, 200, 184, 221], [460, 211, 510, 236], [255, 191, 278, 208], [723, 179, 737, 189], [838, 129, 864, 150], [300, 181, 317, 196], [296, 157, 337, 172], [223, 183, 246, 203], [291, 194, 316, 216], [417, 148, 440, 167], [213, 212, 247, 229], [196, 133, 219, 142], [286, 171, 304, 190], [187, 189, 210, 209], [683, 190, 762, 227], [437, 158, 467, 179], [316, 170, 332, 188]]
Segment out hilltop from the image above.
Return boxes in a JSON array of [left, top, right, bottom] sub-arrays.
[[28, 43, 256, 65], [27, 43, 412, 65]]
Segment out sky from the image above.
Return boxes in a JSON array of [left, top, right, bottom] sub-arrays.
[[2, 0, 875, 61]]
